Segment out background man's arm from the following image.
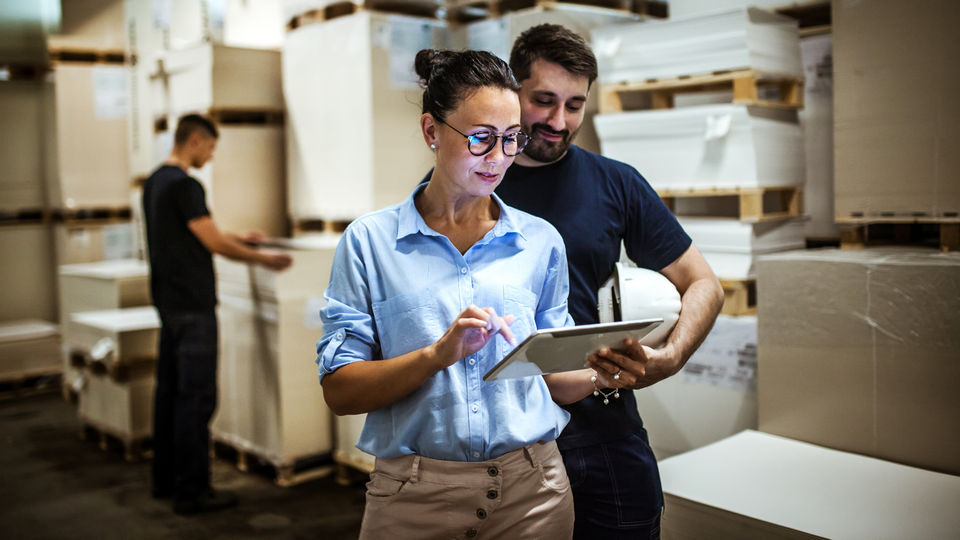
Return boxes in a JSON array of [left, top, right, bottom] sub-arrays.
[[588, 244, 724, 389], [187, 216, 291, 271]]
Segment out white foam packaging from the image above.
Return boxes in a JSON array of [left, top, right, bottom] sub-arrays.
[[635, 314, 756, 460], [283, 12, 445, 221], [659, 430, 960, 539], [0, 320, 61, 380], [69, 306, 159, 370], [591, 7, 801, 84], [678, 217, 804, 279], [595, 104, 803, 191]]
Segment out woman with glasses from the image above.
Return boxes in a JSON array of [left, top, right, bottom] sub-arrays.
[[315, 49, 616, 538]]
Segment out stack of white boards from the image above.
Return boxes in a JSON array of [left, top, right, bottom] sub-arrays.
[[0, 320, 60, 381], [72, 306, 159, 450], [676, 217, 804, 280], [591, 8, 802, 85], [212, 234, 338, 476], [658, 430, 960, 539], [595, 105, 803, 191]]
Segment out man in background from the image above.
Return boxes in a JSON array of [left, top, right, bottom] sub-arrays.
[[498, 25, 725, 537], [142, 114, 292, 515]]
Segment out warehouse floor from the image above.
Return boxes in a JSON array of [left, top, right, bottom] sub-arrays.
[[0, 390, 364, 539]]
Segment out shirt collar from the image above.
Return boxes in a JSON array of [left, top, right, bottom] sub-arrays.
[[397, 182, 527, 246]]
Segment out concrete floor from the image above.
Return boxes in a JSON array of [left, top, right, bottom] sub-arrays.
[[0, 390, 364, 539]]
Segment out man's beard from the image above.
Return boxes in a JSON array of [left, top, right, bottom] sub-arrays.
[[522, 123, 578, 163]]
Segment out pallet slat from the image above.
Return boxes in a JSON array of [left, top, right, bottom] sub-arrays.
[[211, 439, 334, 487], [659, 186, 802, 223], [599, 69, 804, 114], [720, 279, 756, 316]]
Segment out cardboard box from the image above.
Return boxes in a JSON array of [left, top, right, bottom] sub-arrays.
[[54, 221, 138, 265], [833, 0, 960, 218], [0, 320, 60, 379], [212, 236, 337, 466], [0, 80, 56, 212], [192, 125, 287, 237], [757, 248, 960, 475], [163, 44, 282, 116], [635, 315, 757, 459], [659, 430, 960, 539], [596, 104, 803, 190], [47, 0, 125, 52], [49, 63, 131, 209], [284, 12, 443, 221], [799, 33, 838, 240], [0, 225, 57, 323]]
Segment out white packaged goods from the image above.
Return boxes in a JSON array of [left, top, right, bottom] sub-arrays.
[[54, 222, 138, 265], [450, 5, 638, 156], [677, 217, 804, 279], [49, 63, 131, 209], [284, 12, 444, 221], [0, 81, 56, 212], [0, 320, 60, 380], [162, 44, 282, 116], [47, 0, 126, 52], [77, 363, 155, 443], [799, 33, 837, 240], [834, 1, 960, 219], [167, 0, 285, 50], [336, 412, 374, 474], [668, 0, 788, 20], [212, 235, 338, 467], [69, 306, 159, 370], [595, 104, 803, 190], [0, 225, 57, 323], [591, 8, 801, 84], [191, 125, 287, 237], [659, 430, 960, 539], [635, 315, 757, 459], [757, 248, 960, 476]]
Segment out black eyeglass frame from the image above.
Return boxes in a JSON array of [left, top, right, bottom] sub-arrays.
[[439, 119, 529, 157]]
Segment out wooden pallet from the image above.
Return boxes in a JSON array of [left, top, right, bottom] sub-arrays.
[[837, 220, 960, 252], [0, 369, 62, 400], [207, 108, 286, 126], [599, 69, 804, 114], [775, 1, 831, 35], [0, 207, 51, 226], [49, 48, 126, 65], [719, 279, 756, 316], [79, 421, 152, 462], [211, 439, 335, 487], [51, 206, 133, 223], [291, 218, 353, 236], [659, 185, 802, 223], [287, 0, 442, 29], [0, 63, 51, 81]]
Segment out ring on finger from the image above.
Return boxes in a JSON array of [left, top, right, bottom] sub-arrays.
[[613, 369, 622, 381]]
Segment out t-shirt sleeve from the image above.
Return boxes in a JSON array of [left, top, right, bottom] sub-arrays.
[[178, 178, 210, 223], [623, 169, 692, 271]]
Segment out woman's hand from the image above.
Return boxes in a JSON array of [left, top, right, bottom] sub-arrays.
[[427, 305, 515, 370]]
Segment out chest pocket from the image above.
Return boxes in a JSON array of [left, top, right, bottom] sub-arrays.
[[372, 289, 444, 360], [499, 285, 538, 359]]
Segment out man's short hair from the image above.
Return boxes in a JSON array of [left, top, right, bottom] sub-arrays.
[[173, 114, 219, 145], [510, 24, 599, 87]]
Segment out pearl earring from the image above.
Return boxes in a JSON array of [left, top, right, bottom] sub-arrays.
[[430, 144, 437, 149]]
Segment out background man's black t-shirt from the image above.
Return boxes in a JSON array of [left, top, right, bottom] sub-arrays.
[[142, 165, 216, 312]]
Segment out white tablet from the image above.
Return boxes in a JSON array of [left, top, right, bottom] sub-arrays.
[[482, 318, 663, 381]]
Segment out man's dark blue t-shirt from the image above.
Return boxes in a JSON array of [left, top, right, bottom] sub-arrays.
[[496, 145, 691, 450]]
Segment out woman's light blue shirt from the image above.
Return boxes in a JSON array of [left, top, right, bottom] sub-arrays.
[[316, 185, 574, 461]]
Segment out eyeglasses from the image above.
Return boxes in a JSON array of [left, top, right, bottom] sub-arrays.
[[440, 120, 529, 157]]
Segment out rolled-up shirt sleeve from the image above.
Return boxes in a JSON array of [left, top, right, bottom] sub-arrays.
[[536, 232, 575, 330], [316, 226, 379, 383]]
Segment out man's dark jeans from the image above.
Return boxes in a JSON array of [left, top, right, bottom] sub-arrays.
[[152, 309, 218, 500]]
